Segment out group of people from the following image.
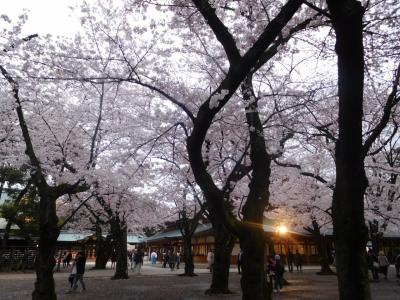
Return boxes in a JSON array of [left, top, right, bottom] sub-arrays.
[[62, 251, 73, 268], [161, 250, 181, 270], [367, 249, 400, 281], [266, 254, 285, 293], [286, 250, 304, 272], [237, 249, 304, 293], [265, 250, 303, 293]]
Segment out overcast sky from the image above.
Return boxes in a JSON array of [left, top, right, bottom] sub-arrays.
[[2, 0, 81, 37]]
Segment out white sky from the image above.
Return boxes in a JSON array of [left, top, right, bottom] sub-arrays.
[[2, 0, 81, 37]]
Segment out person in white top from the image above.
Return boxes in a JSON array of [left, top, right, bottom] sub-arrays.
[[68, 261, 77, 289], [151, 251, 158, 264]]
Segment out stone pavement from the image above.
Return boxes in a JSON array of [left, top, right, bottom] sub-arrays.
[[1, 262, 400, 299]]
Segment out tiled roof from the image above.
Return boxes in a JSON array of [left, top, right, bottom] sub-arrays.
[[127, 235, 144, 244], [142, 223, 213, 243], [57, 232, 93, 242]]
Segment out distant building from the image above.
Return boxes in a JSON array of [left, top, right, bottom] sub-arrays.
[[141, 223, 325, 264]]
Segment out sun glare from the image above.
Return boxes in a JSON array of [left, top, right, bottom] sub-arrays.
[[277, 225, 288, 235]]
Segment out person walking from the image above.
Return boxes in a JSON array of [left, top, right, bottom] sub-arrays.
[[66, 251, 72, 268], [69, 252, 86, 293], [110, 250, 117, 269], [176, 251, 181, 269], [367, 249, 379, 281], [163, 251, 169, 268], [272, 255, 285, 293], [62, 251, 68, 268], [237, 250, 243, 274], [133, 248, 144, 274], [266, 256, 276, 287], [169, 250, 176, 271], [287, 249, 294, 272], [207, 249, 215, 273], [128, 250, 133, 269], [67, 257, 77, 289], [378, 251, 390, 280]]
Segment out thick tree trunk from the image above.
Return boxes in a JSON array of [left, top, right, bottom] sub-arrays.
[[111, 220, 128, 279], [93, 227, 112, 269], [206, 221, 235, 294], [2, 57, 86, 300], [182, 235, 196, 276], [32, 195, 59, 300], [185, 2, 303, 296], [308, 221, 335, 275], [368, 220, 382, 256], [240, 227, 270, 300], [326, 1, 371, 299], [236, 78, 272, 300]]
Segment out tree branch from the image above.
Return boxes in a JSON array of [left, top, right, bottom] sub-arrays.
[[363, 61, 400, 155], [191, 0, 241, 64], [58, 194, 95, 230]]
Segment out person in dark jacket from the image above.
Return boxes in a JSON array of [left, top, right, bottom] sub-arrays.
[[110, 250, 117, 269], [273, 255, 285, 293], [66, 251, 73, 267], [367, 249, 379, 281], [287, 250, 294, 272], [133, 248, 144, 274], [162, 252, 169, 268], [71, 252, 86, 292], [169, 250, 176, 271]]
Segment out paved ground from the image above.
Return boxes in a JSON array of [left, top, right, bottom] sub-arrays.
[[1, 262, 400, 299]]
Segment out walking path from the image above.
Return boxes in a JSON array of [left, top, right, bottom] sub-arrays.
[[1, 262, 400, 299]]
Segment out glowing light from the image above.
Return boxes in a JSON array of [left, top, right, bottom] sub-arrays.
[[277, 225, 288, 235]]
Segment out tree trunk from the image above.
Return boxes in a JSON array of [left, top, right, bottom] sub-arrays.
[[1, 221, 12, 250], [308, 221, 335, 275], [182, 234, 196, 276], [93, 227, 112, 269], [240, 227, 270, 300], [236, 77, 272, 300], [369, 220, 382, 256], [111, 219, 128, 279], [206, 221, 235, 294], [32, 195, 59, 300], [326, 1, 371, 299], [185, 1, 304, 294]]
